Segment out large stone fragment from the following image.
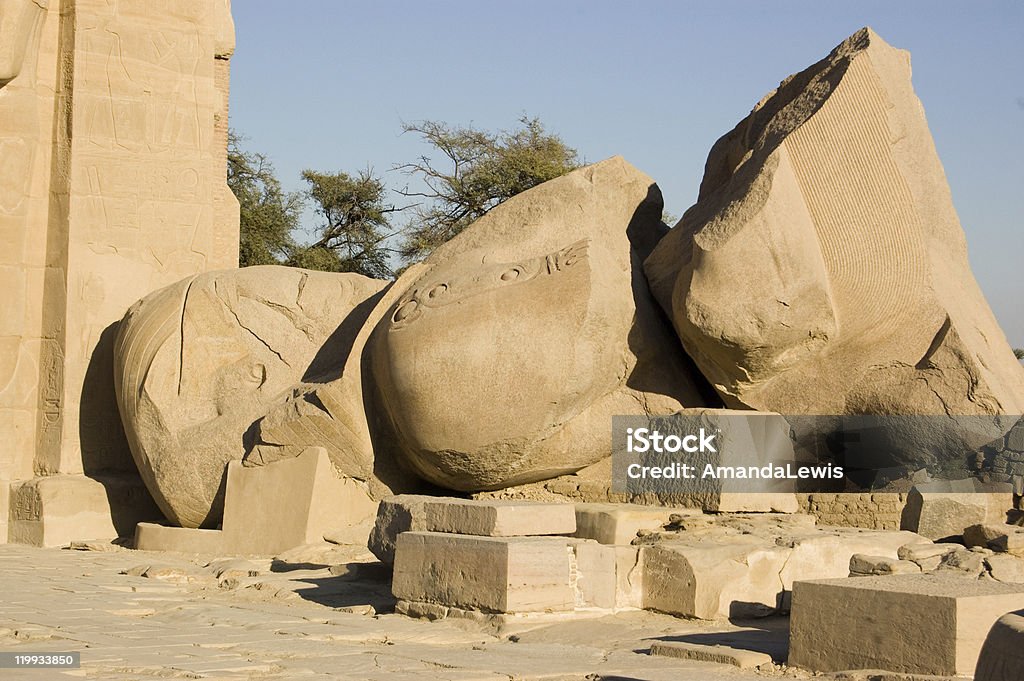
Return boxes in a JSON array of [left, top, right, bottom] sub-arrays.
[[114, 266, 387, 528], [643, 539, 791, 619], [573, 503, 697, 545], [643, 28, 1024, 428], [901, 481, 1012, 540], [221, 447, 376, 555], [392, 532, 575, 613], [640, 520, 922, 619], [975, 610, 1024, 681], [366, 495, 433, 565], [422, 498, 576, 537], [789, 574, 1024, 675], [369, 157, 709, 492]]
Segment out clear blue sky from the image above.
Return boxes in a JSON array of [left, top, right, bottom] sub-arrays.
[[228, 1, 1023, 346]]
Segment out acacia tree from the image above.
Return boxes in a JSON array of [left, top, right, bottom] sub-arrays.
[[289, 169, 398, 279], [396, 116, 579, 260], [228, 131, 303, 267], [1015, 348, 1024, 360]]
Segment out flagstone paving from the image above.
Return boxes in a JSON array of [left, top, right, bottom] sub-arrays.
[[0, 543, 800, 680]]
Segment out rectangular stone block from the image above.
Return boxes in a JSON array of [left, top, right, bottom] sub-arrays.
[[789, 573, 1024, 675], [901, 480, 1012, 540], [134, 522, 225, 554], [422, 498, 576, 537], [392, 532, 574, 613], [222, 447, 376, 556], [8, 474, 161, 547], [573, 502, 696, 545]]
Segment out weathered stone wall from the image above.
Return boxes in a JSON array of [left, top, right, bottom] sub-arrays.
[[1, 0, 238, 545], [797, 493, 908, 530], [990, 418, 1024, 501]]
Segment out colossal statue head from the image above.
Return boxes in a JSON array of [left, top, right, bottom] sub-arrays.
[[114, 266, 387, 528]]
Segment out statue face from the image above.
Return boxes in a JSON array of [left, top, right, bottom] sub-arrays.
[[114, 266, 385, 527]]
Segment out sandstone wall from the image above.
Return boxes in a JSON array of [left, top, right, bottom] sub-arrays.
[[797, 493, 908, 530], [1, 0, 238, 545]]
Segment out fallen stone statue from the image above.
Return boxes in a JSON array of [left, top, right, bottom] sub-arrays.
[[113, 27, 1024, 531]]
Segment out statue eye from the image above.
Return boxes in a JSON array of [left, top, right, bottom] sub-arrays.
[[393, 300, 418, 323], [427, 283, 448, 299], [501, 267, 522, 282]]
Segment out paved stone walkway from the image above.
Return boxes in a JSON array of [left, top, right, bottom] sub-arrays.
[[0, 543, 798, 680]]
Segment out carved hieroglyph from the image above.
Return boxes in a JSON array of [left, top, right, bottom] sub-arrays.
[[369, 157, 711, 491], [644, 28, 1024, 422], [113, 266, 387, 528]]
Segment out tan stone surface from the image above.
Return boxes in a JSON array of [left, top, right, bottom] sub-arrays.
[[222, 447, 376, 556], [134, 522, 225, 554], [638, 512, 922, 619], [392, 531, 575, 613], [2, 0, 242, 543], [964, 523, 1015, 548], [422, 498, 576, 537], [8, 473, 160, 547], [573, 503, 696, 545], [367, 494, 435, 565], [901, 481, 1013, 540], [790, 574, 1024, 675], [849, 553, 921, 576], [643, 28, 1024, 426], [369, 157, 709, 493], [650, 641, 773, 669], [568, 538, 617, 609], [975, 609, 1024, 681], [643, 538, 791, 619], [113, 266, 386, 528], [985, 554, 1024, 583], [0, 543, 772, 680]]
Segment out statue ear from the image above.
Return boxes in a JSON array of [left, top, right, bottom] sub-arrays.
[[247, 362, 267, 390]]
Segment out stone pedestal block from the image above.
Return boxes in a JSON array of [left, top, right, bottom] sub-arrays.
[[134, 523, 225, 554], [790, 574, 1024, 675], [392, 532, 576, 613], [222, 447, 376, 555], [8, 474, 160, 547]]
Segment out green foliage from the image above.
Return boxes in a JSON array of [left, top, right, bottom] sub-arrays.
[[291, 169, 397, 279], [1014, 348, 1024, 360], [397, 115, 579, 261], [228, 131, 303, 267]]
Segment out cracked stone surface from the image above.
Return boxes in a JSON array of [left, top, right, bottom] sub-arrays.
[[113, 266, 391, 528], [0, 543, 805, 680]]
